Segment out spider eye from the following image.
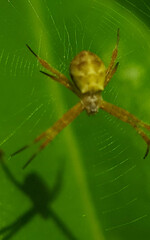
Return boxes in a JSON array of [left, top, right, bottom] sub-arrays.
[[70, 51, 106, 94]]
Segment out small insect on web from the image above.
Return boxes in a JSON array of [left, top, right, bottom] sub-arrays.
[[11, 29, 150, 168]]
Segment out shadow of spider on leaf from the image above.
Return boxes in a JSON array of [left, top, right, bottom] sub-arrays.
[[0, 150, 77, 240]]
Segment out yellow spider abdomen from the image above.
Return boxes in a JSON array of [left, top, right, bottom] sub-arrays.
[[70, 51, 106, 94]]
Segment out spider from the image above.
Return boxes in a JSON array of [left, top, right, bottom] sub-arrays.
[[11, 29, 150, 168]]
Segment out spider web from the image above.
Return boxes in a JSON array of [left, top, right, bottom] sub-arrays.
[[0, 1, 150, 240]]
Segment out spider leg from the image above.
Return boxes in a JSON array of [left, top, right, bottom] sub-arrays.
[[135, 128, 150, 159], [26, 44, 79, 95], [11, 102, 84, 168], [23, 101, 83, 168], [11, 145, 30, 157], [100, 99, 150, 158], [26, 44, 64, 78], [144, 145, 150, 159], [105, 29, 120, 78], [104, 62, 119, 87], [40, 71, 81, 97]]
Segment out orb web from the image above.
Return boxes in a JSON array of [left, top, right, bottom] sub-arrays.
[[1, 1, 150, 240]]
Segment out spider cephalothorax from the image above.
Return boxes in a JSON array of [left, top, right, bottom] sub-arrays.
[[11, 29, 150, 168], [80, 92, 102, 114]]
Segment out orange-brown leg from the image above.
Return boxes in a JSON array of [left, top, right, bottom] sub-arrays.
[[26, 45, 79, 95], [11, 101, 84, 168], [134, 127, 150, 158], [39, 70, 80, 96], [26, 44, 66, 79], [104, 62, 119, 87], [100, 99, 150, 158], [105, 28, 120, 79]]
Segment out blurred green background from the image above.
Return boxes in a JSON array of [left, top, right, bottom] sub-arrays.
[[0, 0, 150, 239]]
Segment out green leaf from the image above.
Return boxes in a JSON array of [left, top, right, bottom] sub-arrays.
[[0, 0, 150, 240]]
